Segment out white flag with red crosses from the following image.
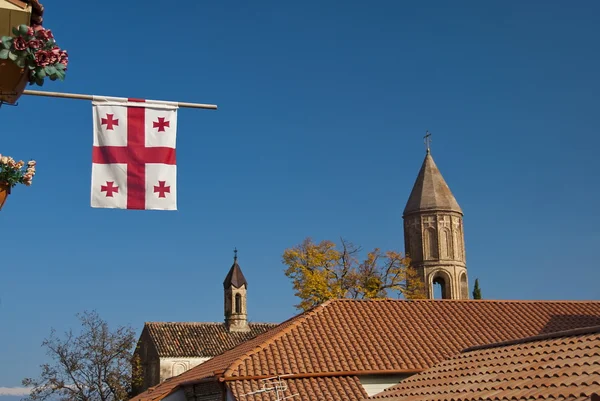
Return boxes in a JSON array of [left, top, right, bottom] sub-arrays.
[[91, 97, 178, 211]]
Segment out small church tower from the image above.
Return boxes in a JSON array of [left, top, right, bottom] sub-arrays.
[[223, 249, 250, 332], [403, 136, 469, 299]]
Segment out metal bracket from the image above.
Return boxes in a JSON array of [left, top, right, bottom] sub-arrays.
[[0, 100, 19, 108]]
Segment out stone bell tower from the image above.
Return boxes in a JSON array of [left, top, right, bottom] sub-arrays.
[[403, 135, 469, 299], [223, 249, 250, 332]]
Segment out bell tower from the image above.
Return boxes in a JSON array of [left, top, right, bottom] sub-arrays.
[[403, 134, 469, 299], [223, 249, 249, 332]]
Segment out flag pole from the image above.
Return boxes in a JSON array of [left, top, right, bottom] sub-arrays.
[[21, 90, 218, 110]]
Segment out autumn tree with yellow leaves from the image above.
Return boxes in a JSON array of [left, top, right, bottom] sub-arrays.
[[282, 237, 426, 311]]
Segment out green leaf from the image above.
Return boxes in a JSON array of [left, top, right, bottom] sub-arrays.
[[44, 65, 56, 75], [0, 49, 8, 59], [12, 27, 19, 36], [18, 25, 29, 35], [1, 36, 12, 49], [37, 68, 46, 78], [8, 51, 17, 62]]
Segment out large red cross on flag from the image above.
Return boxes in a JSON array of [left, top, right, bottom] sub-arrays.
[[91, 97, 178, 210]]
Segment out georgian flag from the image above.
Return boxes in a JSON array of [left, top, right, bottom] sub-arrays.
[[91, 97, 178, 210]]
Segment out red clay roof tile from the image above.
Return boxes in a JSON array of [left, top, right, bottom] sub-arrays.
[[144, 322, 277, 357], [131, 299, 600, 401], [228, 376, 367, 401], [369, 325, 600, 401]]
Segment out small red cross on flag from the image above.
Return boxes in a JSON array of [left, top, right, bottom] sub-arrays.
[[91, 97, 178, 210]]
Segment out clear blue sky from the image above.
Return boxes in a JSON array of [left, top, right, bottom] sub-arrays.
[[1, 0, 599, 394]]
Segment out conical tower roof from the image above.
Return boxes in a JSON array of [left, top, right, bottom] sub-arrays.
[[403, 150, 462, 216], [223, 252, 247, 289]]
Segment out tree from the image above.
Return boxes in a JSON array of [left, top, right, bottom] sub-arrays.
[[282, 237, 426, 311], [22, 310, 142, 401], [472, 278, 482, 299]]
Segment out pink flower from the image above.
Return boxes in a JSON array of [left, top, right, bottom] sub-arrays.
[[59, 51, 68, 68], [34, 50, 50, 66], [28, 39, 43, 50], [27, 26, 34, 36], [27, 160, 36, 167], [35, 29, 52, 40], [13, 36, 27, 51], [48, 51, 59, 65]]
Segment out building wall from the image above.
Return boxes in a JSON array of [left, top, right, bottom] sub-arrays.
[[159, 357, 212, 382], [183, 381, 223, 401], [358, 374, 411, 397], [403, 212, 468, 299], [133, 329, 213, 395], [133, 328, 161, 395]]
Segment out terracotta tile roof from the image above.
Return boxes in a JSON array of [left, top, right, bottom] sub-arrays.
[[369, 325, 600, 401], [131, 299, 600, 401], [144, 322, 278, 357], [228, 376, 368, 401]]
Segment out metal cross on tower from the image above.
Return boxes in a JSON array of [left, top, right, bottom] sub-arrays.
[[424, 131, 432, 152]]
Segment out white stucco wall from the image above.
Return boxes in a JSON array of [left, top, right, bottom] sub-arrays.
[[358, 374, 410, 397], [159, 357, 212, 382]]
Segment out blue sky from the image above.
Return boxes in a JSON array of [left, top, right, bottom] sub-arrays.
[[1, 0, 599, 395]]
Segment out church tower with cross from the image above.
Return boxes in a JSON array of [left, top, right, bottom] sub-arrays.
[[223, 249, 250, 332], [403, 133, 469, 299]]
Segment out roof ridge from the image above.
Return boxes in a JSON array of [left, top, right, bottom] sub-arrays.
[[325, 298, 600, 304], [145, 321, 278, 325], [223, 300, 336, 377], [462, 325, 600, 353]]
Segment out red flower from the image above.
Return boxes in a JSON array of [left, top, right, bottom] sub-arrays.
[[26, 26, 34, 36], [45, 49, 59, 65], [35, 29, 53, 41], [59, 51, 68, 68], [28, 39, 43, 50], [13, 36, 27, 51], [34, 50, 50, 66]]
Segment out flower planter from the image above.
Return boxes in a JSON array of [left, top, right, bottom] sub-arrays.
[[0, 182, 11, 211], [0, 58, 28, 104]]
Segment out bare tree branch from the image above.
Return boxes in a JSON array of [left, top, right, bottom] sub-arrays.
[[22, 310, 139, 401]]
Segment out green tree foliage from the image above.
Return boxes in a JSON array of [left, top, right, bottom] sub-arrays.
[[22, 310, 143, 401], [283, 237, 427, 311], [472, 278, 482, 299]]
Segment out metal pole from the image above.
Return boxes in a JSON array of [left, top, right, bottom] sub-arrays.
[[22, 90, 218, 110]]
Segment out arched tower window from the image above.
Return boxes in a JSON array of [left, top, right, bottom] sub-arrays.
[[424, 228, 438, 260], [440, 228, 453, 260], [235, 293, 242, 314], [430, 271, 451, 299]]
